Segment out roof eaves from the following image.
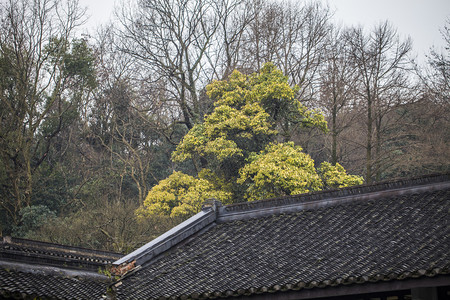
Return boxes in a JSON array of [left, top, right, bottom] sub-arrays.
[[0, 236, 122, 272], [173, 268, 450, 299]]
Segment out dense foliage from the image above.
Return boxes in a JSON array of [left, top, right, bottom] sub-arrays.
[[138, 171, 232, 218], [138, 64, 361, 216]]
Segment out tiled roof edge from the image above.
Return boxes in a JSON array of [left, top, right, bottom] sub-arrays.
[[1, 236, 122, 260], [217, 173, 450, 222], [0, 236, 122, 270], [0, 260, 111, 281], [112, 200, 221, 270]]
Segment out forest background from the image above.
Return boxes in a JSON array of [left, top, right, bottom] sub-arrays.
[[0, 0, 449, 253]]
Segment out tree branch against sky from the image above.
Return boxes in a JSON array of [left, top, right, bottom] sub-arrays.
[[78, 0, 450, 64], [345, 21, 413, 182]]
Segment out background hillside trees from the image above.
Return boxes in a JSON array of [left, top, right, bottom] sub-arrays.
[[0, 0, 448, 251], [422, 19, 449, 104], [401, 19, 450, 176]]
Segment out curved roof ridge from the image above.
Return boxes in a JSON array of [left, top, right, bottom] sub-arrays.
[[1, 236, 122, 260], [0, 236, 122, 271]]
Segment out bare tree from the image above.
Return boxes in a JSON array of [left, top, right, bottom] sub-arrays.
[[345, 21, 413, 182], [318, 26, 358, 165], [240, 0, 332, 101], [116, 0, 229, 130], [85, 26, 178, 205], [420, 18, 450, 105], [206, 0, 254, 79], [399, 18, 450, 176]]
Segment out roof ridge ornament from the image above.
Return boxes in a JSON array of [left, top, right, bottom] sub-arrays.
[[202, 198, 222, 211]]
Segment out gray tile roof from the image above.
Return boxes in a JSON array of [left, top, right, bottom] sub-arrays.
[[0, 267, 108, 299], [112, 174, 450, 299], [0, 237, 122, 299]]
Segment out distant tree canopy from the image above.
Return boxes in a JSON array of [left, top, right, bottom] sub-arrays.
[[138, 64, 363, 218]]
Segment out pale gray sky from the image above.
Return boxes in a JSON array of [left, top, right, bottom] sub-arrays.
[[329, 0, 449, 63], [78, 0, 450, 63]]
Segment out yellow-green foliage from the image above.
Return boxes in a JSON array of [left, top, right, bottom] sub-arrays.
[[207, 63, 296, 108], [137, 171, 232, 218], [172, 99, 276, 163], [238, 142, 323, 201], [318, 162, 364, 189], [171, 124, 207, 162], [172, 103, 275, 162], [140, 63, 361, 219], [172, 62, 326, 163]]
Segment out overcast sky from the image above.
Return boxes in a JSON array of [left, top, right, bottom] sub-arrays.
[[78, 0, 450, 63]]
